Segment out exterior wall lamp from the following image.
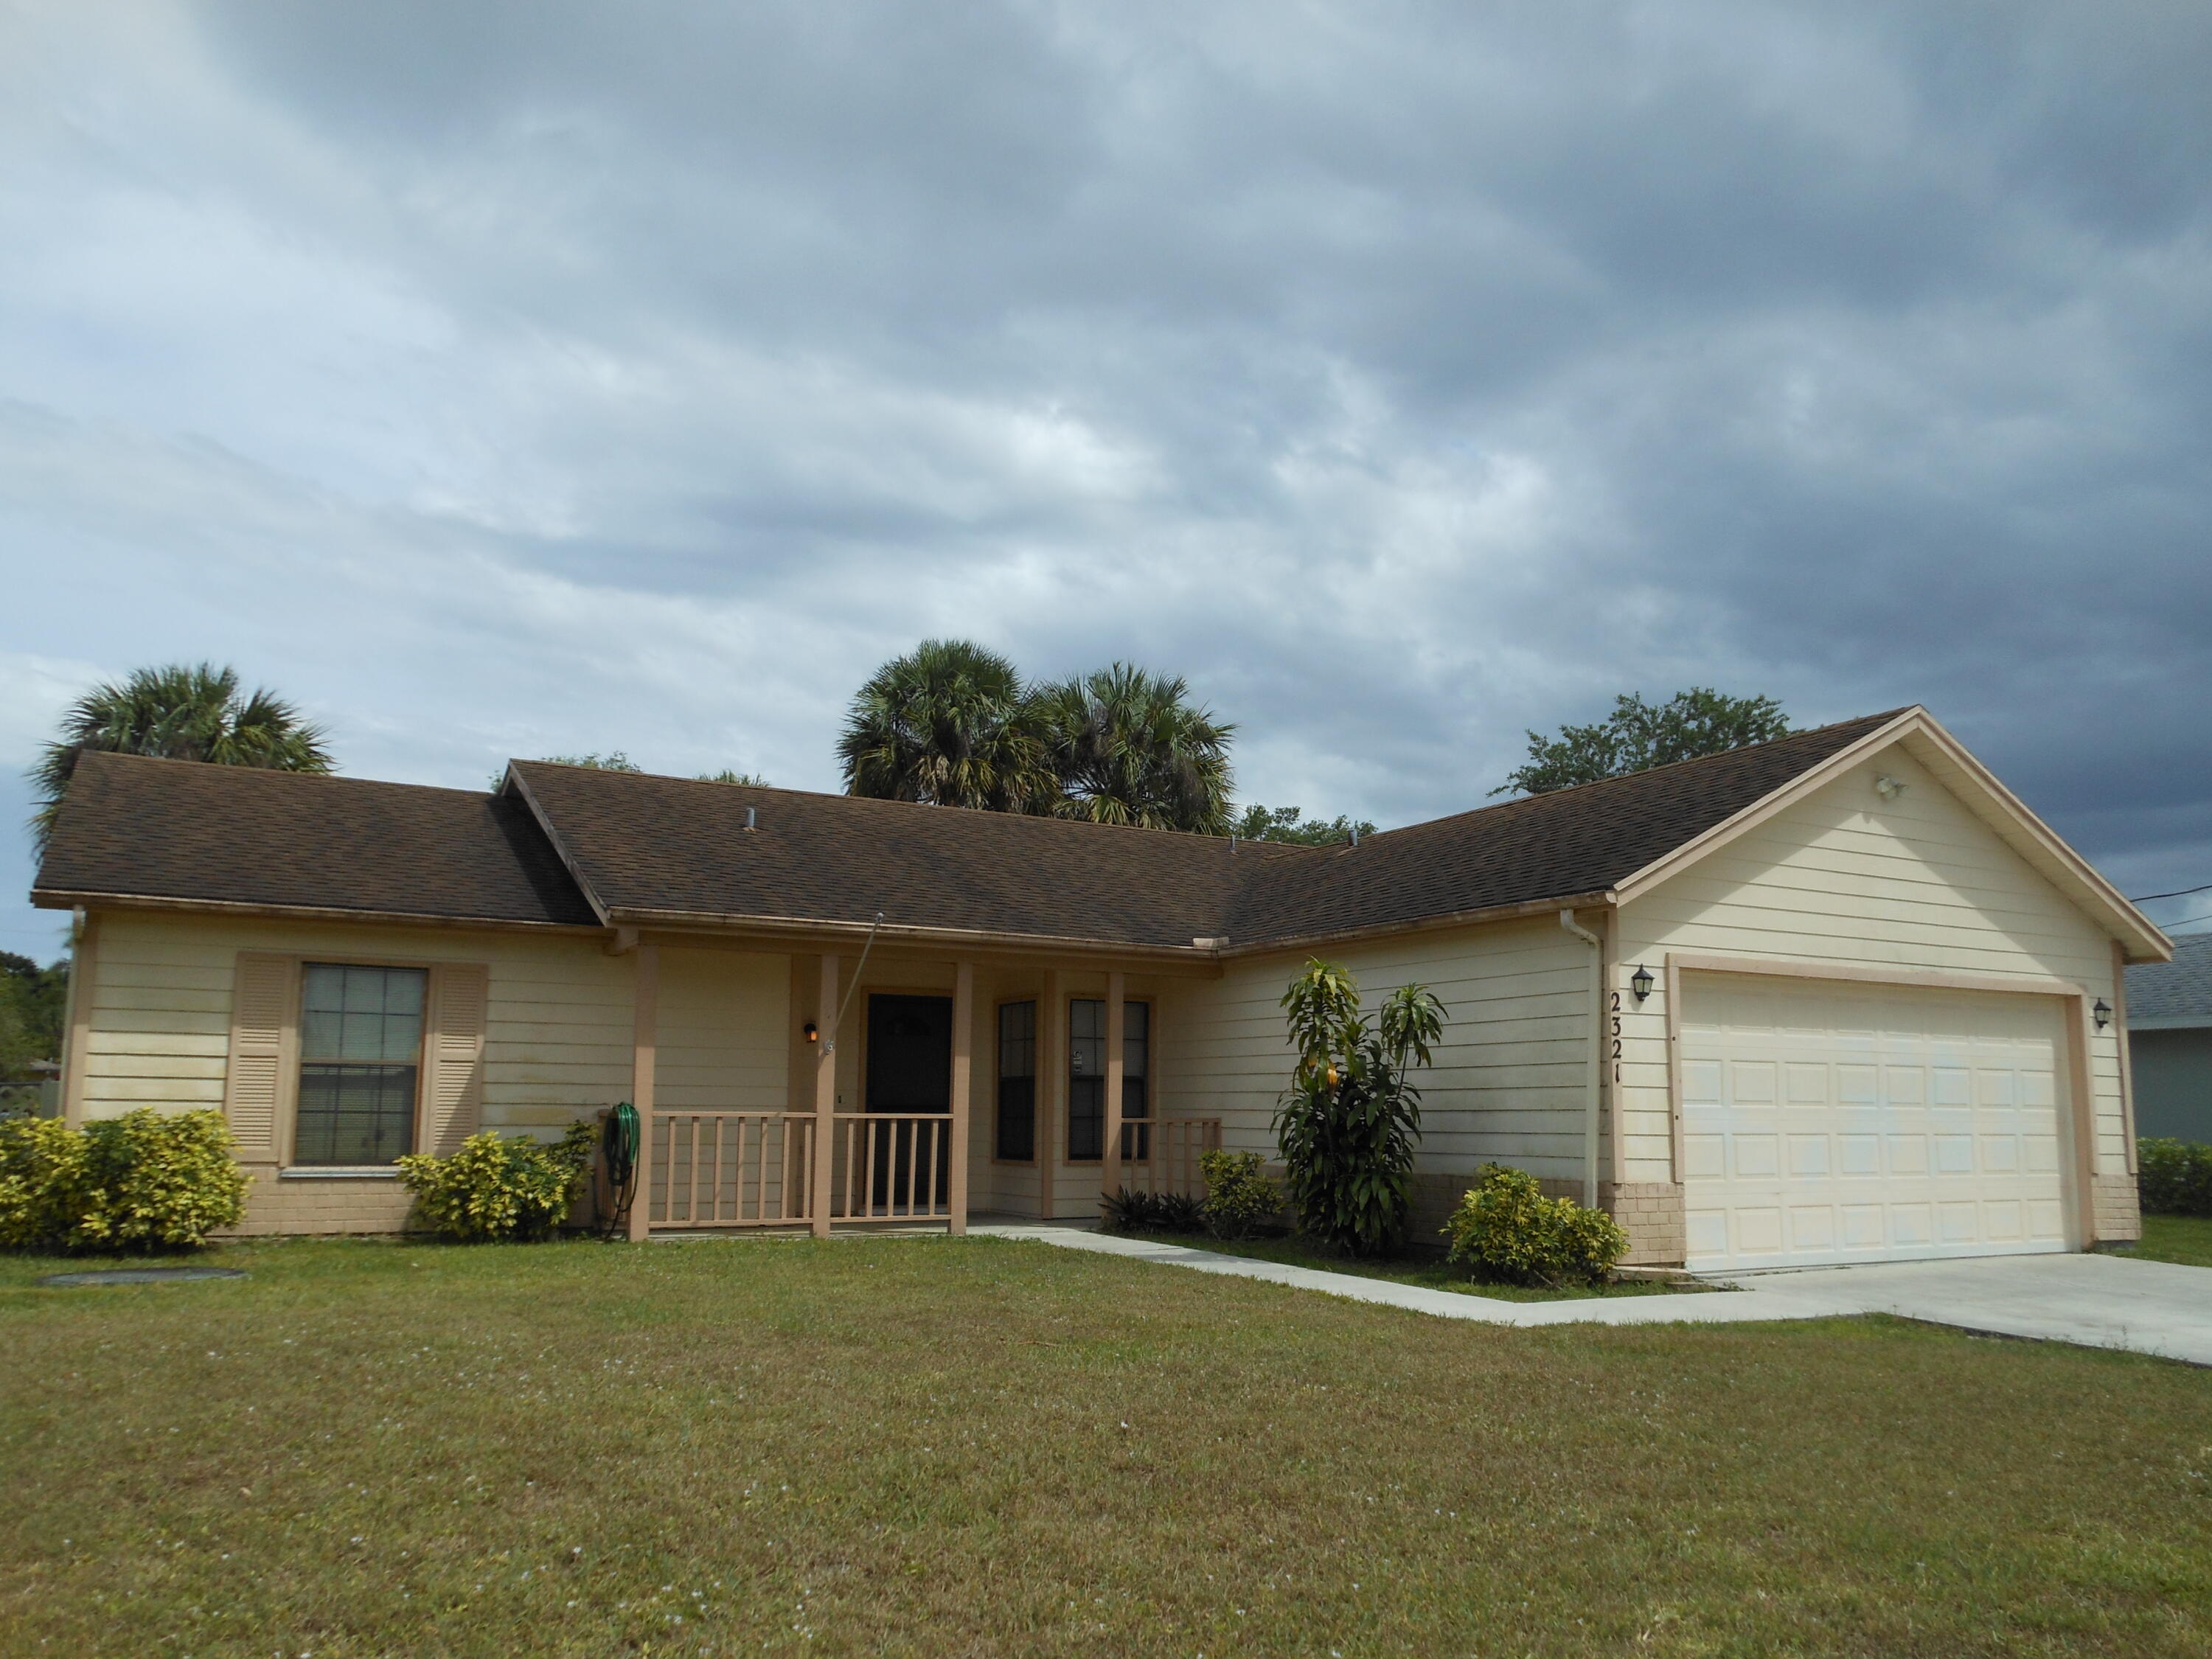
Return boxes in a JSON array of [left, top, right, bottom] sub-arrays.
[[2093, 1000, 2111, 1031], [1630, 964, 1655, 1003], [802, 1020, 820, 1044]]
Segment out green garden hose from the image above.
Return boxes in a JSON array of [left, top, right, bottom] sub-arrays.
[[600, 1100, 641, 1238]]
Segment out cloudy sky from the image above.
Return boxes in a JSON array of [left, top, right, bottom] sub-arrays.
[[4, 0, 2211, 959]]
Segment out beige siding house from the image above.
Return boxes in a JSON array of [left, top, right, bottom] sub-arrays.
[[35, 707, 2169, 1269]]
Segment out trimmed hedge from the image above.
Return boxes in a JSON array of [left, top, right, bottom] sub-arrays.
[[0, 1108, 248, 1252], [396, 1124, 596, 1242], [2138, 1138, 2212, 1217], [1442, 1162, 1627, 1287], [1199, 1149, 1280, 1241]]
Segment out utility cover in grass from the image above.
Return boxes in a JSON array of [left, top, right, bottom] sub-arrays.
[[36, 1267, 248, 1287]]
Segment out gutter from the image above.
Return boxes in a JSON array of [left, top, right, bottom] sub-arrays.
[[29, 889, 605, 936], [1558, 908, 1605, 1208]]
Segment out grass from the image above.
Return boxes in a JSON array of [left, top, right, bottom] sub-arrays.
[[2, 1237, 2209, 1658], [2125, 1211, 2212, 1267], [1126, 1229, 1708, 1301]]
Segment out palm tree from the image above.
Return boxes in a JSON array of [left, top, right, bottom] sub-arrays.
[[1034, 664, 1235, 834], [31, 663, 332, 852], [838, 640, 1055, 812]]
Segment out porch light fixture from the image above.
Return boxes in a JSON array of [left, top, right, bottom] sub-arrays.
[[1874, 773, 1906, 801], [802, 1020, 820, 1044], [1630, 964, 1655, 1003], [2093, 999, 2111, 1031]]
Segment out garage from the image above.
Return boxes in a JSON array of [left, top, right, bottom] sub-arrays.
[[1679, 973, 2076, 1271]]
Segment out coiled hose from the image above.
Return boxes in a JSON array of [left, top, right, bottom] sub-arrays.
[[599, 1101, 641, 1239]]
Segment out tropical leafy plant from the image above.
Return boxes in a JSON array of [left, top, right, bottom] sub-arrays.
[[698, 769, 771, 785], [1270, 959, 1445, 1256], [30, 662, 331, 852], [396, 1124, 597, 1242], [1441, 1164, 1627, 1286], [1231, 804, 1377, 846], [1034, 663, 1235, 834], [1496, 688, 1791, 796], [838, 639, 1056, 812]]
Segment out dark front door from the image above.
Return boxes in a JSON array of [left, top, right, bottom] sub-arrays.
[[864, 995, 953, 1208]]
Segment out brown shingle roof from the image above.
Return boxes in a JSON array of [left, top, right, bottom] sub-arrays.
[[35, 711, 1911, 949], [33, 751, 599, 928]]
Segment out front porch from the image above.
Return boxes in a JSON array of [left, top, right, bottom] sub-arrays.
[[614, 940, 1224, 1239]]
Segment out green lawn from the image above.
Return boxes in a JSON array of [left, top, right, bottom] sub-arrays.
[[1125, 1229, 1708, 1300], [2126, 1211, 2212, 1267], [4, 1237, 2210, 1658]]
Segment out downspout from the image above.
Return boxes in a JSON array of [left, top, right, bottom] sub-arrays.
[[1559, 909, 1603, 1208]]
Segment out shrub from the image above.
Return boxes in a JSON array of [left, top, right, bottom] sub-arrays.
[[397, 1124, 597, 1242], [1271, 959, 1447, 1256], [0, 1108, 247, 1252], [1442, 1163, 1627, 1287], [1199, 1149, 1279, 1240], [1153, 1190, 1205, 1232], [2138, 1138, 2212, 1216], [1101, 1186, 1161, 1232]]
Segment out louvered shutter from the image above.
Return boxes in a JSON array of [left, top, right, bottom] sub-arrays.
[[223, 953, 297, 1163], [422, 964, 489, 1155]]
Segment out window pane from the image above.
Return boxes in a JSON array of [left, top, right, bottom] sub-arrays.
[[1123, 1001, 1148, 1080], [301, 964, 425, 1064], [296, 1062, 418, 1165], [1068, 1076, 1104, 1161], [995, 1076, 1035, 1162], [998, 1001, 1035, 1080], [1069, 998, 1104, 1083]]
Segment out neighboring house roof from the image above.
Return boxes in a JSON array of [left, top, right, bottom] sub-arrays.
[[33, 753, 601, 928], [2126, 933, 2212, 1029], [29, 707, 2171, 959]]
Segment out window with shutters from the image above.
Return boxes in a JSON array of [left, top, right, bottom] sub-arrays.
[[295, 964, 427, 1166]]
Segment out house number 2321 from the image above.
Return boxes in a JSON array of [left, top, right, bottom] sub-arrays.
[[1607, 989, 1623, 1084]]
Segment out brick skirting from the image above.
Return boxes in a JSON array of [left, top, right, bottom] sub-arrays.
[[2090, 1172, 2142, 1245], [223, 1165, 420, 1237]]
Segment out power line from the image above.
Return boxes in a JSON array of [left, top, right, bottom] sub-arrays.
[[2129, 880, 2212, 903]]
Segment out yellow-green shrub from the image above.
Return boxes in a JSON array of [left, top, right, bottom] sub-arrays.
[[397, 1124, 596, 1242], [1442, 1162, 1627, 1287], [0, 1109, 248, 1252], [1199, 1148, 1279, 1241]]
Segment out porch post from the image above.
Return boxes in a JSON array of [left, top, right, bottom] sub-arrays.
[[948, 960, 974, 1235], [1102, 971, 1126, 1207], [1037, 968, 1061, 1220], [626, 943, 659, 1242], [811, 952, 838, 1239]]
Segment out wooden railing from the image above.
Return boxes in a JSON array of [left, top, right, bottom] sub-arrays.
[[829, 1113, 956, 1222], [1119, 1116, 1222, 1200], [649, 1111, 815, 1228]]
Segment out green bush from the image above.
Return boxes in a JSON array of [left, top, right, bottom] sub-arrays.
[[0, 1108, 248, 1252], [1442, 1163, 1628, 1287], [1101, 1187, 1207, 1234], [1199, 1149, 1279, 1241], [397, 1124, 596, 1242], [2138, 1138, 2212, 1216]]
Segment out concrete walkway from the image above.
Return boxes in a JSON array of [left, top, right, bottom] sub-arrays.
[[974, 1224, 2212, 1363]]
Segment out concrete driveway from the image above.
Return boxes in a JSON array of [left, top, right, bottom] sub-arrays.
[[984, 1225, 2212, 1365], [1707, 1251, 2212, 1367]]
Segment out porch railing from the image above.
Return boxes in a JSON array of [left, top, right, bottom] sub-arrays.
[[1119, 1116, 1222, 1200], [648, 1111, 816, 1228], [829, 1113, 956, 1222]]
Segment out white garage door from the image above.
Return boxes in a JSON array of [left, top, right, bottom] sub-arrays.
[[1680, 974, 2074, 1271]]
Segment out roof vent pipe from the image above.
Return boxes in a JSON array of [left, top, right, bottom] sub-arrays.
[[1349, 826, 1360, 847], [745, 807, 757, 831]]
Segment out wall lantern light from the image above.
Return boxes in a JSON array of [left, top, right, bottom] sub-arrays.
[[1874, 773, 1907, 801], [2093, 1000, 2111, 1031], [802, 1020, 820, 1044], [1630, 964, 1655, 1003]]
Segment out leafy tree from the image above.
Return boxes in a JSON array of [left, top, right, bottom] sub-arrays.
[[698, 769, 771, 786], [1496, 688, 1792, 796], [1271, 959, 1446, 1257], [838, 640, 1055, 812], [538, 752, 641, 772], [1233, 803, 1377, 846], [1034, 663, 1235, 834], [30, 663, 330, 852], [0, 955, 68, 1071]]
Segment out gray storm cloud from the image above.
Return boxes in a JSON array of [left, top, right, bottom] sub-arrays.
[[2, 0, 2208, 953]]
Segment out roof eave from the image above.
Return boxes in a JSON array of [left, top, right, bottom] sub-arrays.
[[603, 905, 1225, 966], [1217, 889, 1618, 959], [32, 888, 606, 936]]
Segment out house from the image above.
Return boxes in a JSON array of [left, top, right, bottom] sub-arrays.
[[2124, 933, 2212, 1141], [31, 706, 2171, 1270]]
